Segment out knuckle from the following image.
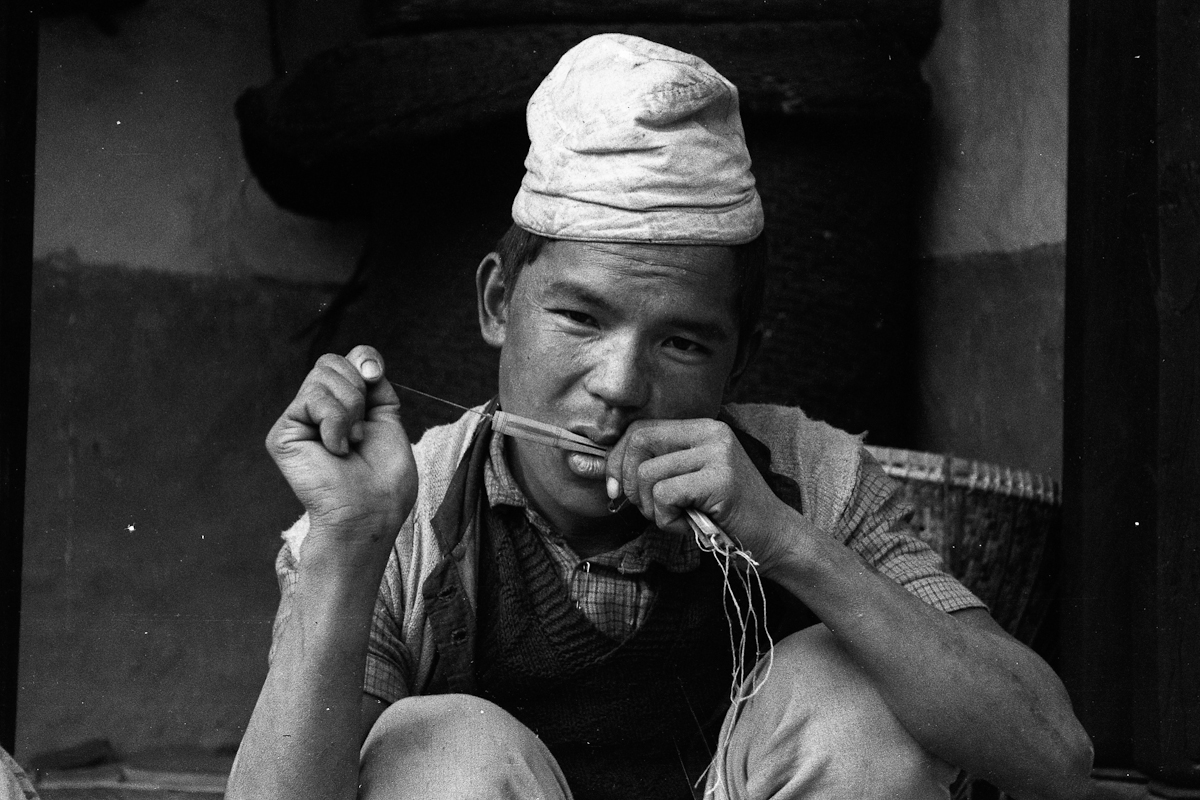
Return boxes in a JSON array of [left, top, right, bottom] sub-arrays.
[[713, 422, 734, 446], [622, 475, 639, 498], [314, 353, 343, 370], [307, 385, 335, 412]]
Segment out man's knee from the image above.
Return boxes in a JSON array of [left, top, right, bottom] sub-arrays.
[[359, 694, 571, 800], [364, 693, 531, 758], [718, 625, 956, 800]]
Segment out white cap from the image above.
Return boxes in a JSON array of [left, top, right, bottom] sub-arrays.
[[512, 34, 763, 245]]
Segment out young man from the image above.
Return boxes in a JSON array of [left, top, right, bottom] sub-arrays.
[[228, 34, 1093, 800]]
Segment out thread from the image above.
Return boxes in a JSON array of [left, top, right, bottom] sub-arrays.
[[691, 524, 774, 798]]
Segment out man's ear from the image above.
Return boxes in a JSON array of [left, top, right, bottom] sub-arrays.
[[726, 325, 763, 392], [477, 252, 509, 349]]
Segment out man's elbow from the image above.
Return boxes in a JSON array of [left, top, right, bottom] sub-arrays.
[[1035, 719, 1095, 800]]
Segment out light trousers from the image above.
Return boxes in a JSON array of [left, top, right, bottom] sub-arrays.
[[358, 625, 958, 800]]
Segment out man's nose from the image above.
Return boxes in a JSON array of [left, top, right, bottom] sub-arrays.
[[584, 334, 652, 411]]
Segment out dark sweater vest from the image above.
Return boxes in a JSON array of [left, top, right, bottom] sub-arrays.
[[476, 502, 738, 800], [419, 414, 817, 800]]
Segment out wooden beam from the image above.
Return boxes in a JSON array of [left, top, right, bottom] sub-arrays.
[[362, 0, 940, 53], [1063, 0, 1200, 788], [0, 0, 39, 753]]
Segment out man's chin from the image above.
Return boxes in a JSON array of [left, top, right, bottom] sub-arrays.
[[554, 481, 613, 519], [509, 442, 618, 526]]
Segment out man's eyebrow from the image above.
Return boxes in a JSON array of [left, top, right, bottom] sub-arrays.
[[541, 279, 732, 343], [542, 280, 617, 314], [664, 316, 731, 344]]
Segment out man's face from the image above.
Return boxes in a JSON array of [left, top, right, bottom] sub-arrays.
[[487, 239, 743, 530]]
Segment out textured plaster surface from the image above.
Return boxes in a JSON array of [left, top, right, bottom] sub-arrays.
[[17, 257, 328, 758], [915, 243, 1065, 478], [33, 0, 364, 282], [920, 0, 1069, 256]]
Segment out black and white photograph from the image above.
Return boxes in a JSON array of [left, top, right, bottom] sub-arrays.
[[1, 1, 1195, 799]]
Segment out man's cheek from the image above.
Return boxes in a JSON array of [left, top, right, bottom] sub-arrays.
[[654, 373, 727, 418]]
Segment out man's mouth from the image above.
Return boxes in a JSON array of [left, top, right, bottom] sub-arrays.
[[565, 450, 608, 480], [570, 426, 622, 450]]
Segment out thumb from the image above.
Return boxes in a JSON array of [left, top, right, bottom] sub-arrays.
[[344, 345, 401, 424]]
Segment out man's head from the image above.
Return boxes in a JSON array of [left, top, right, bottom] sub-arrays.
[[475, 34, 766, 532]]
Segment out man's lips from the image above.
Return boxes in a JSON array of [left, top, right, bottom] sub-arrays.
[[569, 426, 622, 449]]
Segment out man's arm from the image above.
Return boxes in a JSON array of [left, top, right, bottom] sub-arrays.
[[607, 419, 1094, 800], [766, 529, 1092, 800], [226, 346, 415, 800]]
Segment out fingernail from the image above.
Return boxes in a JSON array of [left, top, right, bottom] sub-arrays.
[[350, 422, 364, 442], [606, 477, 619, 500], [360, 360, 381, 380]]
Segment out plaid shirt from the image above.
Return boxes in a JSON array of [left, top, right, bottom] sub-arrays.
[[482, 431, 982, 640]]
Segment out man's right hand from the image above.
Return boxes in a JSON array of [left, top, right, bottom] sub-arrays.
[[266, 345, 417, 562]]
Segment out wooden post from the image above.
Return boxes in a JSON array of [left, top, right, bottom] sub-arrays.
[[1146, 0, 1200, 786], [0, 0, 38, 753], [1062, 0, 1200, 789]]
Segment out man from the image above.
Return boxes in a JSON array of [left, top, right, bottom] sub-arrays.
[[228, 34, 1093, 800]]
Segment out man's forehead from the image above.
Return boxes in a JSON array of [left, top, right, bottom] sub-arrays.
[[538, 239, 737, 276], [528, 239, 740, 320]]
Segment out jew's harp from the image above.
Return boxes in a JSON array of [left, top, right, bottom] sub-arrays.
[[390, 382, 746, 558], [390, 382, 605, 457]]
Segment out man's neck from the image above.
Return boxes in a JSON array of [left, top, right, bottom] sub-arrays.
[[548, 509, 642, 560]]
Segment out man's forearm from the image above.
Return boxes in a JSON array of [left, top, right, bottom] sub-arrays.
[[763, 512, 1093, 800], [227, 546, 384, 800]]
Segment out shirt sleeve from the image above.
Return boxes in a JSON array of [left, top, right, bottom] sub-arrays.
[[269, 540, 298, 667], [835, 450, 987, 614], [363, 547, 413, 703]]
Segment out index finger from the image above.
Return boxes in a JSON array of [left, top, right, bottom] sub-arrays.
[[605, 418, 709, 498]]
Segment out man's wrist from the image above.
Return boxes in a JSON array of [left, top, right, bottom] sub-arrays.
[[753, 505, 828, 588], [298, 520, 397, 583]]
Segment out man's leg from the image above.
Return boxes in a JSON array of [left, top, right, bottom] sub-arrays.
[[706, 625, 959, 800], [358, 693, 573, 800]]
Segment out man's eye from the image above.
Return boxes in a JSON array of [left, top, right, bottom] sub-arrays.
[[554, 309, 597, 326], [665, 336, 705, 354]]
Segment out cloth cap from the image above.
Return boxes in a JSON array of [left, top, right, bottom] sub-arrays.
[[512, 34, 763, 245]]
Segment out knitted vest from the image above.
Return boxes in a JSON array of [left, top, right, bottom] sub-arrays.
[[476, 502, 736, 800]]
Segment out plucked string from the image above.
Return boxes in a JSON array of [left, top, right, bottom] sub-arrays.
[[690, 523, 774, 798]]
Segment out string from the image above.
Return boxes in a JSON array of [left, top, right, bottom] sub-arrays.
[[691, 523, 775, 798]]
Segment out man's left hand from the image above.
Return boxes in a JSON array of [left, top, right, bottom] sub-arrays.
[[605, 418, 800, 570]]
